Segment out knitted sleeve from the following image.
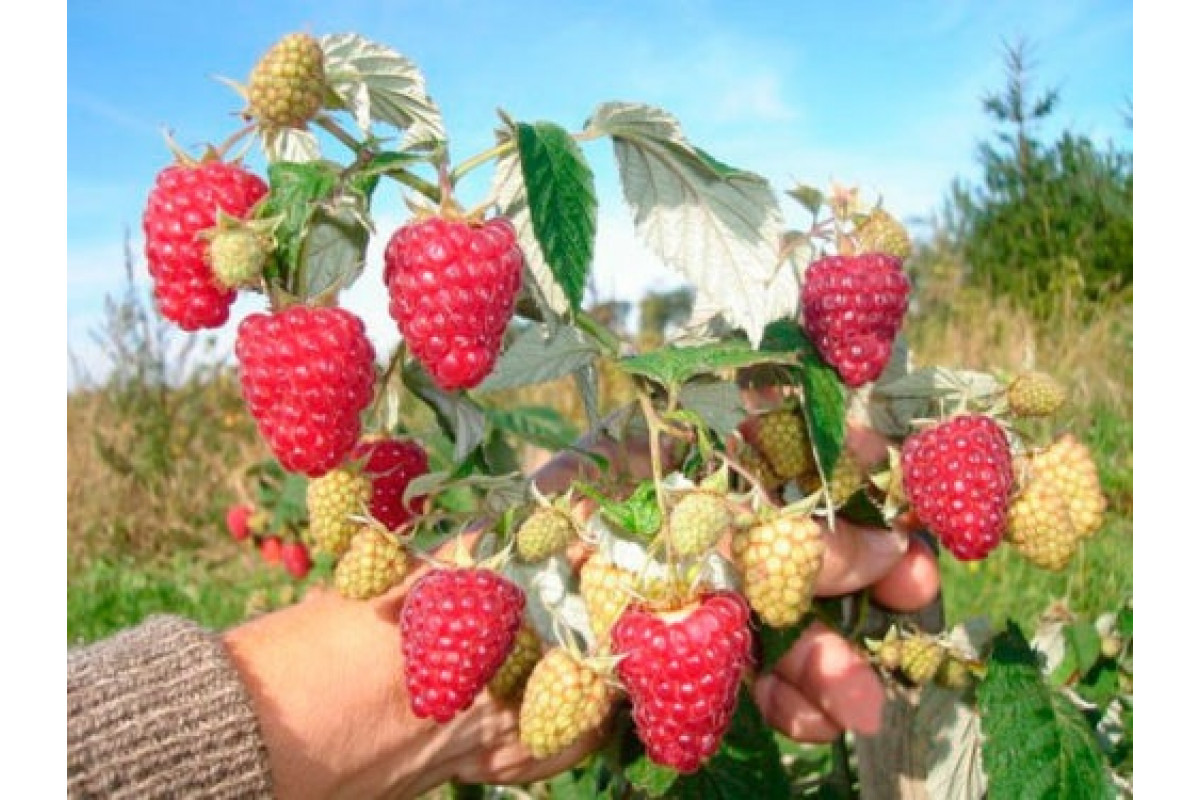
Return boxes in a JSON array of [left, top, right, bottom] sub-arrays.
[[67, 615, 274, 799]]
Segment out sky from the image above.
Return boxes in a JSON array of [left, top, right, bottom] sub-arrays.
[[66, 0, 1133, 386]]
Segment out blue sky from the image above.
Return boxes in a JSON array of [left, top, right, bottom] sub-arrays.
[[67, 0, 1132, 385]]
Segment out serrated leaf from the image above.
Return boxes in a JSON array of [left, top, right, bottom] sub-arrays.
[[786, 184, 825, 218], [475, 324, 601, 393], [490, 141, 571, 317], [917, 684, 988, 800], [666, 687, 790, 799], [836, 490, 888, 528], [576, 480, 661, 538], [869, 367, 1001, 438], [505, 555, 593, 651], [619, 341, 797, 390], [262, 127, 320, 163], [297, 192, 371, 298], [515, 121, 596, 311], [402, 361, 487, 463], [797, 353, 845, 481], [485, 405, 578, 451], [979, 622, 1113, 799], [320, 33, 445, 144], [679, 380, 747, 440], [586, 102, 794, 347], [261, 161, 341, 285]]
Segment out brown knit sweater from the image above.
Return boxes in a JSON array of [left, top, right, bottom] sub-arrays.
[[67, 615, 274, 798]]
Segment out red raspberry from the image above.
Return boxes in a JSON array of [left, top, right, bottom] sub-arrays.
[[611, 592, 753, 773], [400, 567, 526, 722], [383, 216, 523, 390], [281, 541, 313, 579], [236, 305, 377, 478], [800, 253, 910, 387], [901, 414, 1015, 561], [225, 503, 254, 541], [142, 159, 268, 330], [259, 535, 283, 565], [352, 438, 430, 530]]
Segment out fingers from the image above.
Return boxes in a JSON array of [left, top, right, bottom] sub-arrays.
[[760, 622, 885, 740], [814, 519, 908, 597], [868, 534, 941, 612]]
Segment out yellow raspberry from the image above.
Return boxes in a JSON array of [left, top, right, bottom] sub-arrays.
[[900, 635, 946, 685], [519, 649, 615, 759], [307, 468, 371, 558], [1005, 468, 1079, 571], [516, 508, 575, 562], [1007, 371, 1068, 418], [248, 32, 326, 129], [1034, 435, 1107, 539], [333, 525, 408, 600], [856, 207, 913, 261], [754, 409, 818, 483], [666, 491, 732, 557], [580, 556, 636, 648], [731, 516, 825, 628], [489, 625, 543, 702]]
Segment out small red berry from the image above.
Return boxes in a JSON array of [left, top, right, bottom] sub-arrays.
[[142, 158, 268, 330], [611, 592, 754, 773], [225, 503, 255, 541], [901, 414, 1015, 561], [259, 536, 284, 565], [801, 253, 910, 387], [383, 215, 523, 390], [353, 438, 430, 530], [400, 568, 526, 722], [281, 541, 313, 579], [236, 305, 377, 478]]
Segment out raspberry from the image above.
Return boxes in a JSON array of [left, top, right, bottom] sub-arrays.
[[800, 253, 910, 387], [259, 535, 283, 565], [1005, 468, 1078, 571], [281, 541, 313, 580], [225, 503, 255, 541], [731, 515, 825, 628], [352, 438, 430, 531], [855, 207, 913, 261], [142, 158, 268, 330], [247, 32, 326, 129], [666, 491, 732, 557], [579, 555, 636, 648], [400, 567, 526, 722], [1034, 435, 1107, 539], [204, 216, 276, 289], [384, 215, 524, 390], [611, 592, 753, 773], [899, 635, 946, 685], [307, 468, 371, 557], [875, 637, 903, 671], [236, 305, 377, 477], [1007, 371, 1067, 418], [935, 657, 974, 690], [901, 414, 1015, 561], [519, 648, 616, 759], [516, 507, 575, 562], [489, 625, 542, 702], [334, 525, 409, 600], [746, 409, 817, 483]]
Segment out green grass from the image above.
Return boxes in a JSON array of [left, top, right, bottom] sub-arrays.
[[67, 550, 310, 646]]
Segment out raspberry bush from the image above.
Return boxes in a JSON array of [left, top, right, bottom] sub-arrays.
[[144, 30, 1127, 798]]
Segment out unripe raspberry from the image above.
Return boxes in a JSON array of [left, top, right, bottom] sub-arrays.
[[515, 508, 575, 563], [666, 491, 732, 557], [307, 468, 372, 558], [334, 525, 408, 600], [207, 218, 275, 289], [489, 625, 543, 702], [752, 409, 818, 483], [519, 648, 616, 758], [935, 656, 974, 690], [736, 443, 784, 492], [876, 638, 903, 671], [731, 516, 825, 627], [899, 636, 946, 685], [248, 32, 326, 128], [1033, 435, 1107, 539], [1007, 371, 1068, 418], [1005, 469, 1078, 572], [856, 207, 913, 261], [579, 556, 636, 648]]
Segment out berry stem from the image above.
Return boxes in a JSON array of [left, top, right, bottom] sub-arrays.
[[315, 115, 442, 202], [449, 140, 515, 186]]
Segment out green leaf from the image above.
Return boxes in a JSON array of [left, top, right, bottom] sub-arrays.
[[625, 758, 678, 798], [515, 121, 597, 311], [1116, 605, 1132, 638], [1065, 621, 1103, 681], [575, 480, 661, 539], [260, 161, 340, 286], [1075, 660, 1120, 709], [475, 324, 601, 393], [797, 353, 846, 482], [619, 342, 797, 391], [678, 380, 747, 440], [758, 622, 806, 673], [785, 184, 826, 218], [297, 192, 371, 299], [667, 687, 790, 799], [320, 33, 445, 147], [834, 490, 889, 528], [585, 102, 794, 347], [978, 622, 1114, 799], [401, 361, 487, 464], [485, 405, 578, 451]]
